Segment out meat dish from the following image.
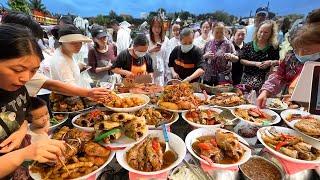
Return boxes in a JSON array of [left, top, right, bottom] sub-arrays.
[[50, 93, 87, 112], [135, 107, 174, 126], [185, 109, 225, 125], [234, 108, 275, 125], [74, 109, 111, 128], [209, 93, 247, 107], [192, 130, 245, 166]]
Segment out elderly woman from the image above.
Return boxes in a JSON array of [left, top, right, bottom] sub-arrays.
[[203, 22, 238, 86], [193, 21, 211, 50], [169, 28, 205, 82], [147, 16, 170, 85], [111, 34, 153, 77], [240, 20, 280, 91]]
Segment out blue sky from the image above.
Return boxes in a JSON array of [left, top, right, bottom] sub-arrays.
[[1, 0, 319, 18]]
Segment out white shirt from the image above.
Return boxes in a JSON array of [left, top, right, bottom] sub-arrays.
[[25, 72, 48, 97], [168, 37, 180, 53], [49, 48, 83, 87], [244, 24, 255, 43], [193, 35, 211, 50], [116, 27, 131, 55], [48, 36, 55, 49]]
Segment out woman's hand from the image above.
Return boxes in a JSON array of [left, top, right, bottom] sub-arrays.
[[256, 90, 269, 108], [203, 52, 214, 59], [0, 121, 28, 153], [24, 139, 65, 163], [87, 87, 111, 99], [172, 71, 180, 79], [259, 60, 273, 69], [148, 46, 161, 53]]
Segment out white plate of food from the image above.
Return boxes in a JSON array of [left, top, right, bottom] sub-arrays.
[[257, 126, 320, 164], [135, 106, 179, 129], [50, 93, 94, 114], [209, 92, 247, 108], [49, 114, 68, 132], [72, 109, 112, 132], [103, 93, 150, 113], [94, 113, 149, 148], [185, 127, 251, 168], [29, 127, 115, 180], [181, 107, 229, 128], [266, 98, 288, 111], [232, 105, 281, 126], [116, 130, 186, 175], [280, 109, 320, 141]]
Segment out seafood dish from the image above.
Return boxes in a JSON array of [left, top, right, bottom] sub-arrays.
[[74, 109, 112, 128], [158, 83, 203, 111], [192, 130, 245, 165], [184, 108, 225, 125], [50, 93, 88, 112], [30, 127, 111, 180], [260, 127, 320, 161], [135, 107, 175, 126], [94, 113, 147, 144], [126, 137, 176, 172], [50, 114, 67, 126], [234, 107, 276, 125], [266, 98, 288, 110], [240, 156, 283, 180], [294, 117, 320, 140], [209, 93, 247, 107]]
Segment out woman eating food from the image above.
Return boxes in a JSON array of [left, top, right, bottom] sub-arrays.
[[111, 33, 154, 78], [240, 20, 280, 91], [0, 24, 65, 179]]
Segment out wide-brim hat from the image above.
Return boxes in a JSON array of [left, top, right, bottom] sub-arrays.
[[59, 34, 92, 43]]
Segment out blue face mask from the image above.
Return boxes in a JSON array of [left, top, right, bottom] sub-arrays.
[[295, 52, 320, 63]]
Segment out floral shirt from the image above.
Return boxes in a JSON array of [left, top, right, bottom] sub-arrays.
[[239, 41, 280, 91], [203, 39, 235, 83], [260, 51, 303, 95]]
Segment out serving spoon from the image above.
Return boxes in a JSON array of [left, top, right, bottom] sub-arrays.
[[161, 124, 178, 166]]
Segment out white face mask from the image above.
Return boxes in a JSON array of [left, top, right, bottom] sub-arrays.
[[134, 50, 147, 57], [181, 44, 194, 53]]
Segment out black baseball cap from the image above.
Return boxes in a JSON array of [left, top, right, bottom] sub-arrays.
[[256, 7, 269, 16], [91, 27, 108, 38]]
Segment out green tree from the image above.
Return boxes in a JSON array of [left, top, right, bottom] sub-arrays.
[[109, 10, 117, 20], [95, 14, 108, 26], [285, 13, 304, 22], [29, 0, 46, 12], [7, 0, 31, 14]]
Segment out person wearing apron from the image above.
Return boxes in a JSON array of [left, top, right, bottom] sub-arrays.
[[111, 34, 154, 78], [168, 28, 205, 83]]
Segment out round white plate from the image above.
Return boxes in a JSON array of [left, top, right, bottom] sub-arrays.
[[266, 98, 288, 111], [231, 104, 281, 126], [72, 113, 94, 132], [116, 130, 186, 175], [281, 109, 320, 141], [182, 107, 226, 128], [30, 150, 115, 180], [104, 93, 150, 113], [100, 128, 149, 148], [185, 127, 251, 168], [257, 126, 320, 164]]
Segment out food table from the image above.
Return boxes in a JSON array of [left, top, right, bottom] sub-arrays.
[[29, 83, 320, 180]]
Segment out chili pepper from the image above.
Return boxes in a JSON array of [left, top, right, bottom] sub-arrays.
[[281, 133, 295, 139], [275, 141, 288, 151], [94, 128, 121, 142], [152, 139, 160, 151], [197, 143, 211, 150]]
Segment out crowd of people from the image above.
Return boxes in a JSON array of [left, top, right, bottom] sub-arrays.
[[0, 6, 319, 179]]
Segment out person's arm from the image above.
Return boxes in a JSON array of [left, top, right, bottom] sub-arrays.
[[42, 80, 109, 98], [240, 59, 260, 67], [183, 68, 205, 82], [111, 68, 133, 77]]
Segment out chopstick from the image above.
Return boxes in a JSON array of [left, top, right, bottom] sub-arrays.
[[187, 155, 214, 180]]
